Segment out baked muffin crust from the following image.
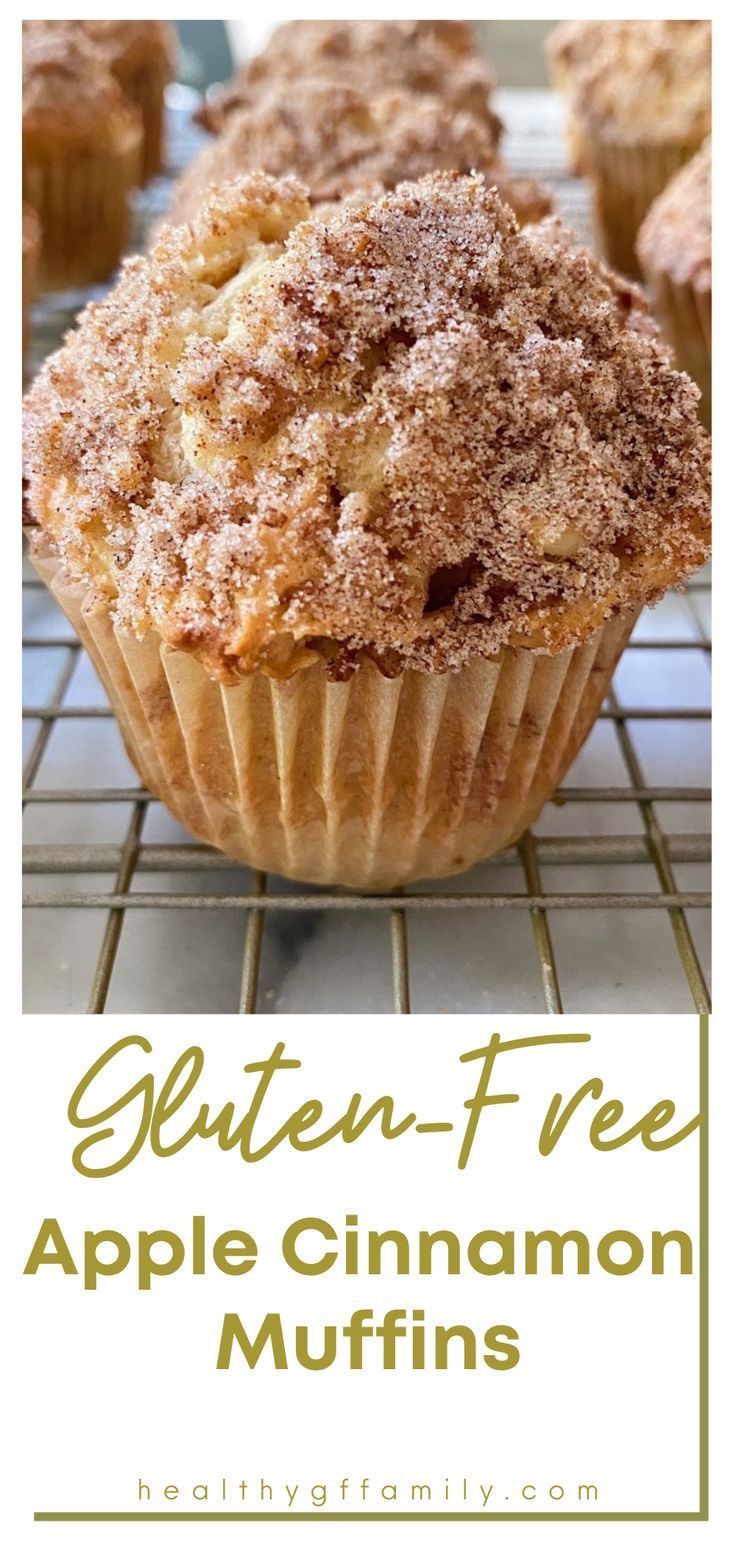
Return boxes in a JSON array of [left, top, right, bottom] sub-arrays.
[[637, 140, 711, 290], [23, 172, 710, 681], [174, 81, 547, 228]]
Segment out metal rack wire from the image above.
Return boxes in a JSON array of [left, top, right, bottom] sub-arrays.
[[22, 90, 711, 1015]]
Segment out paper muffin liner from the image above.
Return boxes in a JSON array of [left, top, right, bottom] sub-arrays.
[[32, 547, 637, 889], [123, 66, 168, 181], [22, 129, 141, 291], [581, 134, 703, 277], [22, 216, 40, 373], [640, 265, 711, 428]]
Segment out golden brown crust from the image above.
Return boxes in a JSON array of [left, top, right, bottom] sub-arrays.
[[22, 26, 139, 151], [23, 172, 710, 682], [549, 20, 711, 147], [198, 19, 498, 136], [637, 140, 711, 292], [174, 81, 547, 228]]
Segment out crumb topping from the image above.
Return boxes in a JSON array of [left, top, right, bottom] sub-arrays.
[[554, 20, 711, 145], [23, 172, 710, 681], [22, 27, 138, 148], [198, 19, 498, 136], [173, 81, 545, 228], [637, 140, 711, 290]]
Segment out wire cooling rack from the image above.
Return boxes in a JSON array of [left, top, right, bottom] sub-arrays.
[[22, 89, 711, 1015]]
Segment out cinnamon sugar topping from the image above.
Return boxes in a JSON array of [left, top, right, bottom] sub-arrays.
[[23, 173, 711, 681]]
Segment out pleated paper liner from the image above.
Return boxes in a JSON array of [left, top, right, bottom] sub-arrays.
[[22, 125, 141, 290], [33, 547, 637, 889], [578, 132, 703, 277], [22, 209, 40, 372], [639, 265, 711, 428]]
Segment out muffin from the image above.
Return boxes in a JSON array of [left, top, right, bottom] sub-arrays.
[[22, 30, 142, 290], [77, 20, 175, 181], [547, 20, 711, 275], [22, 203, 41, 369], [23, 173, 711, 889], [547, 20, 627, 95], [173, 81, 549, 229], [637, 141, 711, 428], [198, 19, 499, 138], [546, 19, 624, 172]]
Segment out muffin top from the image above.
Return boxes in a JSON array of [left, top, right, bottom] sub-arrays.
[[547, 20, 629, 90], [22, 28, 140, 150], [23, 172, 710, 681], [74, 19, 176, 78], [559, 20, 711, 145], [24, 18, 175, 77], [637, 140, 712, 290], [198, 19, 497, 135], [173, 81, 546, 229]]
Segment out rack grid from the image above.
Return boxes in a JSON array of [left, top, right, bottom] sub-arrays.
[[22, 89, 711, 1015]]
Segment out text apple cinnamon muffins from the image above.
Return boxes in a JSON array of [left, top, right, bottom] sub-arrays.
[[23, 173, 711, 888]]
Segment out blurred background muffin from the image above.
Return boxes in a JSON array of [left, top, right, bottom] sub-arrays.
[[22, 27, 142, 289], [25, 19, 176, 181], [546, 20, 711, 274], [637, 140, 711, 427], [171, 79, 551, 229], [198, 19, 500, 137], [75, 20, 176, 181]]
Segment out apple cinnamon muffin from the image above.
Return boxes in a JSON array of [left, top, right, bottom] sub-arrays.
[[637, 141, 711, 427], [547, 19, 711, 274], [198, 19, 498, 137], [23, 173, 710, 888], [25, 19, 176, 181], [22, 28, 142, 290], [173, 81, 549, 230]]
